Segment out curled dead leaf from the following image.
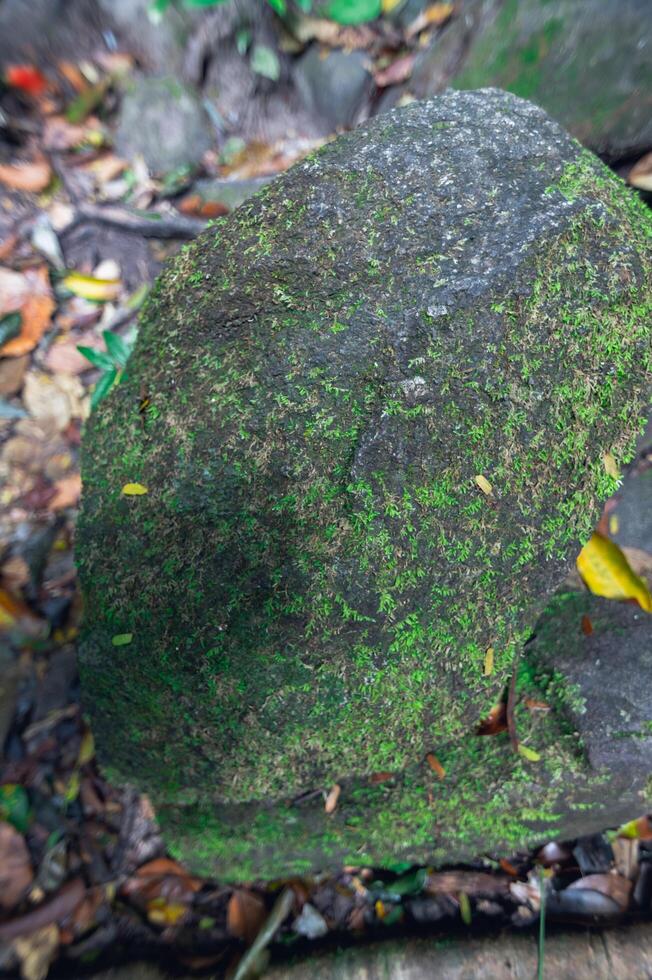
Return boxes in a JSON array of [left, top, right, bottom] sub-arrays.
[[0, 821, 32, 909], [0, 158, 52, 193], [0, 266, 55, 357], [324, 783, 341, 814], [426, 753, 445, 779], [227, 889, 267, 944]]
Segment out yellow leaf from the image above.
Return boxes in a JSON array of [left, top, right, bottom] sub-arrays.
[[112, 632, 133, 646], [122, 483, 148, 496], [381, 0, 402, 9], [63, 271, 121, 302], [517, 744, 541, 763], [577, 533, 652, 613], [609, 514, 619, 536], [483, 646, 494, 676], [459, 891, 472, 925], [78, 730, 95, 765], [474, 474, 493, 495], [147, 897, 187, 927], [602, 452, 620, 480]]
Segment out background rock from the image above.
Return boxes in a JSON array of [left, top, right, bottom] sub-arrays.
[[413, 0, 652, 161], [294, 46, 374, 132], [115, 76, 213, 175]]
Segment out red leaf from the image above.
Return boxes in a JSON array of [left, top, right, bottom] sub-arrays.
[[5, 64, 48, 96]]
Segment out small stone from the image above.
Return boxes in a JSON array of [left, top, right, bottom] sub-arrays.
[[115, 76, 213, 175], [294, 46, 373, 131]]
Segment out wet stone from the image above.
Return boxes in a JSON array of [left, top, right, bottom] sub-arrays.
[[78, 90, 652, 881]]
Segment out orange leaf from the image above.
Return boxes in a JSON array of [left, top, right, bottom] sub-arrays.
[[227, 889, 266, 944], [426, 753, 445, 779], [178, 194, 229, 219], [370, 771, 393, 784], [0, 265, 55, 357], [581, 614, 593, 636], [49, 474, 82, 511], [476, 702, 508, 736], [0, 158, 52, 193]]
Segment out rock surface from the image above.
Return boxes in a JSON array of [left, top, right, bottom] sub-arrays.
[[413, 0, 652, 161], [115, 76, 213, 175], [78, 90, 652, 881], [294, 47, 374, 132]]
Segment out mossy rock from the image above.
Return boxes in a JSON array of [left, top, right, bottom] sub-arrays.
[[78, 90, 652, 881], [413, 0, 652, 160]]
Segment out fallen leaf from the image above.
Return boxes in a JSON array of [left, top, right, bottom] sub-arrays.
[[177, 193, 229, 219], [426, 753, 445, 779], [406, 2, 454, 38], [474, 474, 493, 495], [77, 730, 95, 766], [23, 372, 73, 432], [517, 743, 541, 763], [609, 514, 620, 536], [1, 555, 30, 590], [628, 152, 652, 192], [62, 271, 121, 302], [374, 53, 416, 88], [0, 158, 52, 193], [0, 878, 85, 942], [49, 473, 82, 511], [12, 925, 59, 980], [122, 483, 148, 496], [483, 646, 494, 676], [5, 64, 48, 96], [0, 266, 55, 357], [146, 896, 188, 927], [45, 332, 104, 375], [42, 116, 88, 152], [458, 891, 472, 925], [616, 815, 652, 841], [577, 532, 652, 612], [0, 588, 43, 635], [581, 614, 593, 636], [602, 452, 620, 480], [476, 701, 507, 736], [227, 889, 267, 944], [324, 783, 341, 814], [111, 633, 133, 646], [370, 771, 393, 783], [524, 697, 550, 713], [0, 821, 32, 909]]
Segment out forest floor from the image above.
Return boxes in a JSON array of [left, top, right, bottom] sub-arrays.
[[1, 11, 652, 980]]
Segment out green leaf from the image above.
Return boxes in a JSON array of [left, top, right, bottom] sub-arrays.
[[236, 27, 252, 56], [90, 367, 119, 409], [325, 0, 381, 23], [295, 0, 312, 9], [112, 632, 133, 646], [77, 346, 116, 372], [386, 867, 428, 897], [0, 312, 22, 348], [148, 0, 172, 22], [0, 784, 30, 832], [265, 0, 287, 15], [103, 330, 132, 368], [250, 44, 281, 81]]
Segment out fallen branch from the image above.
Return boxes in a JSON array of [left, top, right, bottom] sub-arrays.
[[73, 203, 207, 239]]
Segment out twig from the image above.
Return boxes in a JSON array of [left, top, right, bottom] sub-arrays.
[[234, 887, 294, 980], [73, 203, 207, 239]]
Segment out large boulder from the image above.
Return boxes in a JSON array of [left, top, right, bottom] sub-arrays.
[[78, 90, 652, 881], [412, 0, 652, 161]]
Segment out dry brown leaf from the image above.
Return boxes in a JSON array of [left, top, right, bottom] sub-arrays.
[[0, 266, 55, 357], [374, 53, 416, 88], [177, 193, 229, 218], [49, 473, 82, 511], [44, 331, 102, 375], [476, 701, 508, 735], [406, 1, 454, 38], [227, 889, 267, 944], [0, 354, 29, 397], [83, 154, 128, 184], [23, 372, 72, 432], [12, 925, 59, 980], [0, 158, 52, 193], [370, 771, 393, 784], [426, 753, 445, 779], [324, 783, 341, 814], [42, 116, 87, 151], [0, 821, 33, 909], [628, 152, 652, 192], [1, 555, 30, 590]]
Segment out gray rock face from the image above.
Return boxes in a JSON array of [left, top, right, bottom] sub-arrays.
[[294, 46, 374, 131], [413, 0, 652, 160], [115, 76, 213, 175], [78, 90, 652, 880]]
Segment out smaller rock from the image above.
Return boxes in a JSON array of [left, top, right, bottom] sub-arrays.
[[294, 46, 373, 131], [115, 76, 213, 175]]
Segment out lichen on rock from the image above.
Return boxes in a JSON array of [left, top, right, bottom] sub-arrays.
[[78, 89, 652, 880]]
